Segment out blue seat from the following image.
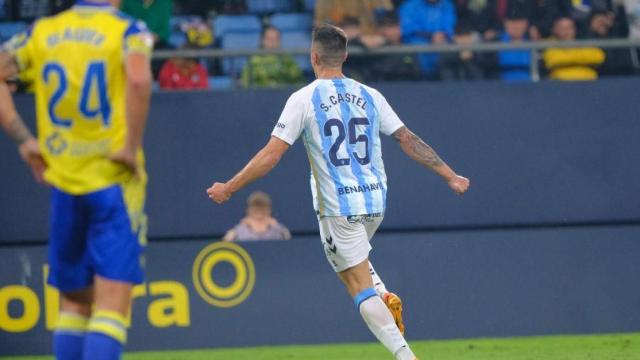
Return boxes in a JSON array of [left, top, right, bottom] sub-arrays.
[[209, 76, 234, 89], [213, 15, 262, 39], [221, 32, 261, 75], [246, 0, 292, 14], [303, 0, 315, 12], [0, 22, 28, 42], [280, 31, 311, 71], [270, 13, 313, 33], [0, 0, 6, 19], [168, 31, 187, 48]]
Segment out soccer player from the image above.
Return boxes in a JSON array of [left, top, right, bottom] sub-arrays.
[[207, 24, 469, 360], [0, 1, 153, 359]]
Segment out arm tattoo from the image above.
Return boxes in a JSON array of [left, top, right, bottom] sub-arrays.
[[6, 113, 33, 145], [393, 126, 444, 168]]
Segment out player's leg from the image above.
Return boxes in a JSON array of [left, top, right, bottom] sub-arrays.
[[364, 217, 406, 335], [338, 260, 416, 360], [54, 289, 93, 360], [82, 181, 146, 360], [84, 277, 133, 360], [319, 216, 416, 360], [48, 188, 94, 360]]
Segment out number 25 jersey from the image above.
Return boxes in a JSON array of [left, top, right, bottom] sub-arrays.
[[5, 1, 153, 195], [272, 78, 404, 217]]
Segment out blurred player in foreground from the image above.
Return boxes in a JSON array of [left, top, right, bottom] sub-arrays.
[[207, 24, 469, 360], [0, 1, 153, 359]]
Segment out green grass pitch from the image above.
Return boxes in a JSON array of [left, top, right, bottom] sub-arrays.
[[6, 333, 639, 360]]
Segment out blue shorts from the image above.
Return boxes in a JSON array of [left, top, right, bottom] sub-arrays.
[[48, 184, 146, 292]]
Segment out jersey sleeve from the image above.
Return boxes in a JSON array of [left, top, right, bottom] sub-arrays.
[[2, 26, 35, 76], [271, 93, 305, 145], [123, 20, 154, 57], [377, 92, 405, 136]]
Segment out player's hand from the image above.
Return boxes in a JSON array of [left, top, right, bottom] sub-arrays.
[[448, 175, 470, 195], [18, 137, 47, 184], [207, 182, 231, 204], [109, 148, 138, 176]]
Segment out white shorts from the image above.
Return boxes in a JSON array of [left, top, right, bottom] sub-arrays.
[[318, 214, 383, 272]]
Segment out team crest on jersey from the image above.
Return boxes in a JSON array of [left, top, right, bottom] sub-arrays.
[[46, 132, 67, 156]]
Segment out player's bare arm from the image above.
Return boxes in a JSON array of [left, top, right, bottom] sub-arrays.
[[0, 51, 46, 183], [393, 126, 470, 195], [108, 52, 152, 174], [207, 136, 290, 204]]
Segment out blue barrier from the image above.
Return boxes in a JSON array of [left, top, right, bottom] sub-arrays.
[[1, 225, 639, 356], [1, 79, 640, 243]]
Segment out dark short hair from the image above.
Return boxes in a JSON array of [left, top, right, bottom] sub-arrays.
[[312, 24, 347, 67], [377, 11, 399, 27], [262, 25, 279, 39]]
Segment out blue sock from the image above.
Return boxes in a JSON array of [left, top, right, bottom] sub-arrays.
[[53, 312, 88, 360], [83, 332, 123, 360], [83, 310, 127, 360]]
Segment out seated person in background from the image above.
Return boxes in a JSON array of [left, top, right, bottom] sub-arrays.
[[399, 0, 457, 78], [223, 192, 291, 242], [496, 9, 533, 81], [439, 20, 486, 81], [241, 26, 305, 88], [587, 10, 633, 76], [314, 0, 394, 36], [158, 45, 209, 90], [543, 17, 605, 80], [367, 11, 423, 81], [342, 17, 379, 81]]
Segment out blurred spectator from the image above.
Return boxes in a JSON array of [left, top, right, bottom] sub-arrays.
[[182, 18, 215, 48], [223, 191, 291, 242], [241, 26, 305, 88], [158, 46, 209, 90], [342, 17, 375, 81], [496, 11, 532, 81], [587, 10, 633, 75], [623, 0, 640, 38], [455, 0, 501, 40], [367, 11, 423, 81], [314, 0, 394, 35], [440, 20, 486, 80], [399, 0, 457, 77], [121, 0, 173, 48], [543, 17, 605, 80], [530, 0, 573, 38]]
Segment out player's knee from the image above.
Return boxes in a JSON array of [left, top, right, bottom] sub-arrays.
[[61, 291, 93, 317], [93, 276, 133, 315]]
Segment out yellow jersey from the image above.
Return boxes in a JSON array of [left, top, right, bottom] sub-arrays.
[[5, 1, 153, 195]]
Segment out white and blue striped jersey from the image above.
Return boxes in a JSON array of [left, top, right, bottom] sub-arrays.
[[271, 78, 404, 217]]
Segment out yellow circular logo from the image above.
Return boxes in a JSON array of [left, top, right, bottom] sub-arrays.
[[192, 242, 255, 308]]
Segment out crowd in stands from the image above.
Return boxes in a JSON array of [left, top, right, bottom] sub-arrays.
[[0, 0, 638, 89]]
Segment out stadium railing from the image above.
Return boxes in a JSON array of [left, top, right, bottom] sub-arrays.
[[153, 38, 640, 82]]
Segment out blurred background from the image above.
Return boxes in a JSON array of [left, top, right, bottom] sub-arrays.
[[0, 0, 639, 358]]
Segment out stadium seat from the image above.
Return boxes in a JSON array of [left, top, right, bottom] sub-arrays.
[[0, 0, 6, 19], [209, 76, 234, 89], [246, 0, 292, 14], [0, 22, 28, 42], [169, 31, 187, 48], [213, 15, 262, 39], [270, 13, 313, 33], [303, 0, 315, 12], [280, 31, 311, 72], [220, 32, 261, 75]]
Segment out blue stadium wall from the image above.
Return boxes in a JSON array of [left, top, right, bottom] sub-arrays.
[[1, 79, 639, 356]]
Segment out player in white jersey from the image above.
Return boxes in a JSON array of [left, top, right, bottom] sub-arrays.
[[207, 24, 469, 360]]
